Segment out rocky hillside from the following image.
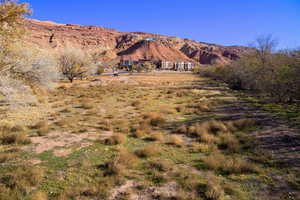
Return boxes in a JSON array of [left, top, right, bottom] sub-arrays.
[[25, 19, 251, 65]]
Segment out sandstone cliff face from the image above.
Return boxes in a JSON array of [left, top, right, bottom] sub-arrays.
[[25, 19, 251, 65]]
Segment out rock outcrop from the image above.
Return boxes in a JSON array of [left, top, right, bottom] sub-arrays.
[[24, 19, 252, 65]]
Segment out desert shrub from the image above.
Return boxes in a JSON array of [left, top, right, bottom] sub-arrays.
[[176, 125, 188, 134], [204, 173, 224, 200], [202, 35, 300, 104], [133, 129, 146, 138], [167, 135, 184, 146], [0, 123, 30, 144], [221, 157, 259, 174], [198, 132, 220, 144], [135, 145, 159, 158], [104, 158, 126, 176], [143, 112, 166, 126], [202, 153, 259, 174], [104, 134, 126, 145], [190, 142, 211, 153], [58, 46, 92, 82], [115, 147, 139, 168], [0, 44, 59, 108], [96, 65, 105, 75], [147, 158, 173, 172], [29, 191, 48, 200], [218, 133, 240, 152], [31, 121, 48, 129], [228, 118, 256, 131], [131, 100, 141, 107], [1, 165, 44, 194], [149, 132, 164, 142], [202, 153, 226, 170]]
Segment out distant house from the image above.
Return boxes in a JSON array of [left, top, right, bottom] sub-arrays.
[[184, 62, 193, 71], [174, 61, 185, 71], [121, 59, 194, 71], [160, 61, 174, 70], [159, 61, 194, 71], [121, 60, 134, 67], [145, 37, 155, 41]]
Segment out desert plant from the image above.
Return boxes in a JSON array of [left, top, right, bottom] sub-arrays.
[[104, 134, 126, 145], [29, 191, 48, 200], [143, 112, 166, 127], [167, 135, 184, 146], [149, 132, 164, 142], [204, 173, 224, 200], [58, 46, 92, 82], [147, 158, 173, 172], [135, 144, 159, 158]]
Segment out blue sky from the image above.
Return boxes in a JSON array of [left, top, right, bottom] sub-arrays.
[[20, 0, 300, 49]]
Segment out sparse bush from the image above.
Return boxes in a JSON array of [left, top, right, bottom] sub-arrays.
[[131, 100, 141, 107], [135, 144, 159, 158], [0, 123, 30, 144], [29, 191, 48, 200], [219, 133, 240, 152], [96, 65, 105, 75], [202, 153, 259, 174], [143, 112, 166, 126], [58, 46, 92, 82], [190, 142, 211, 153], [116, 147, 139, 168], [149, 132, 164, 142], [133, 129, 146, 138], [104, 158, 126, 176], [167, 135, 184, 146], [148, 158, 173, 172], [1, 165, 44, 194], [202, 153, 226, 170], [204, 173, 224, 200], [202, 35, 300, 104], [105, 134, 126, 145]]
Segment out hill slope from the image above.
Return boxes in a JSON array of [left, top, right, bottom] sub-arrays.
[[25, 19, 251, 65]]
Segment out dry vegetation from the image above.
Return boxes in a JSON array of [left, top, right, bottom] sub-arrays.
[[1, 71, 299, 200]]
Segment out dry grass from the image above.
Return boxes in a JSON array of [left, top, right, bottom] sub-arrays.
[[133, 129, 146, 138], [176, 125, 188, 134], [149, 132, 164, 142], [1, 166, 44, 194], [29, 191, 48, 200], [116, 147, 139, 169], [135, 144, 159, 158], [0, 124, 31, 145], [104, 158, 126, 176], [167, 135, 184, 146], [104, 134, 127, 145], [143, 112, 166, 127], [160, 107, 177, 114], [131, 100, 141, 107], [80, 102, 95, 109], [0, 152, 15, 163], [202, 153, 259, 174], [204, 173, 224, 200], [201, 120, 228, 135], [219, 133, 240, 152], [37, 126, 51, 136], [147, 158, 173, 172], [30, 121, 48, 129], [175, 105, 185, 113], [55, 119, 72, 128], [227, 118, 256, 131], [202, 153, 226, 170], [190, 142, 211, 153]]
